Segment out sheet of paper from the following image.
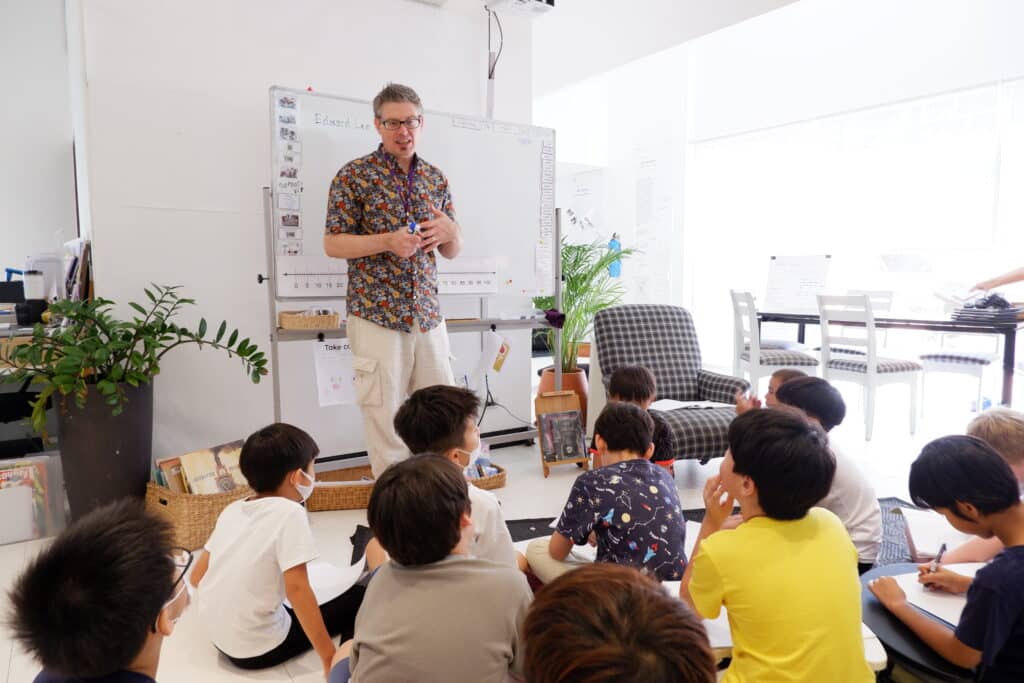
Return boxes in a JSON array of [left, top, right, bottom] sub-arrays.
[[762, 254, 831, 314], [898, 507, 974, 561], [650, 399, 732, 411], [283, 559, 364, 608], [468, 330, 505, 389], [313, 339, 355, 407], [894, 563, 984, 626]]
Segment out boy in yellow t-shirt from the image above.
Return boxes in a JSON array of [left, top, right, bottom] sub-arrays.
[[680, 408, 873, 683]]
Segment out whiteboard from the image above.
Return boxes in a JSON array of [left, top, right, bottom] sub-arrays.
[[269, 86, 556, 299], [762, 254, 832, 314]]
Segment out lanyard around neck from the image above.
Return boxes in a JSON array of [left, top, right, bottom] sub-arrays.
[[387, 156, 418, 221]]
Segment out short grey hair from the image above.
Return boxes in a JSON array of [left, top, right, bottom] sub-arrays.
[[372, 83, 422, 118]]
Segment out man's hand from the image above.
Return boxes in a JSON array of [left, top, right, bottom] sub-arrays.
[[734, 389, 761, 415], [386, 230, 422, 258], [417, 203, 459, 252], [917, 565, 973, 594], [868, 576, 908, 611], [701, 475, 735, 533]]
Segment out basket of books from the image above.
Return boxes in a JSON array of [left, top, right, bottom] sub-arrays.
[[467, 463, 507, 491], [146, 482, 252, 550], [278, 309, 341, 330], [146, 439, 253, 550], [306, 465, 375, 512]]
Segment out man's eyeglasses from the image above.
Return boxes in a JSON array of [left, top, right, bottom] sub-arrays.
[[379, 116, 423, 131]]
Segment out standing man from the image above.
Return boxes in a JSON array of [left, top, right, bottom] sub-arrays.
[[324, 83, 461, 477]]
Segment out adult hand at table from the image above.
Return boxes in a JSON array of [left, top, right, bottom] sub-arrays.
[[868, 576, 908, 612], [916, 565, 973, 594]]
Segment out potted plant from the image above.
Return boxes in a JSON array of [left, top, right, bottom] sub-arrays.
[[533, 238, 634, 423], [1, 284, 268, 519]]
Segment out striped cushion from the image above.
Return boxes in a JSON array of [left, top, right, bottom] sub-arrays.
[[828, 357, 922, 374], [740, 349, 819, 367], [919, 352, 994, 366]]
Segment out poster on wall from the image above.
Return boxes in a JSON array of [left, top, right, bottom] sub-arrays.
[[313, 339, 356, 407]]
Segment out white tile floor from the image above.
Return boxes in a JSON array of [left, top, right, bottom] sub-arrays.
[[0, 370, 1004, 682]]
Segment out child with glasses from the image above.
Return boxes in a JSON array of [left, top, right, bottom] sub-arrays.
[[10, 500, 190, 683], [189, 423, 366, 678]]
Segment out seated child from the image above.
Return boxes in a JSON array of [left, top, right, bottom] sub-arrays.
[[330, 454, 533, 682], [10, 500, 190, 683], [388, 384, 521, 569], [734, 367, 807, 413], [938, 408, 1024, 581], [602, 365, 676, 471], [775, 376, 882, 572], [190, 423, 365, 678], [527, 402, 687, 583], [868, 435, 1024, 679], [681, 408, 874, 683], [523, 563, 717, 683]]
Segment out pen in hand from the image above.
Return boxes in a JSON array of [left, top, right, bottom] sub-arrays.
[[929, 542, 947, 574]]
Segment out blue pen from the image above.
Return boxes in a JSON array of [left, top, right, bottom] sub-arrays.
[[408, 221, 418, 234]]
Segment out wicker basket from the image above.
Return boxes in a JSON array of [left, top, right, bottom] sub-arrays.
[[306, 465, 375, 512], [470, 464, 507, 491], [145, 482, 253, 550], [278, 310, 341, 330]]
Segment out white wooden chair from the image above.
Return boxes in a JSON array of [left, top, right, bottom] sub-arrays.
[[731, 291, 818, 395], [818, 294, 922, 441]]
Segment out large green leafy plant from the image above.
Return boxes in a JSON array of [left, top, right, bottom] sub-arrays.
[[2, 284, 269, 435], [533, 239, 635, 372]]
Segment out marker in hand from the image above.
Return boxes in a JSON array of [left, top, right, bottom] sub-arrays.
[[928, 542, 947, 574]]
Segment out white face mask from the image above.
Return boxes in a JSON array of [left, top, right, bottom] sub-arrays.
[[294, 469, 316, 502]]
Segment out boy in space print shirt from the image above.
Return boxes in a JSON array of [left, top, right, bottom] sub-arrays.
[[554, 403, 687, 581]]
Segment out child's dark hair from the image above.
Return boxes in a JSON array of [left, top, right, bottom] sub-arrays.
[[594, 402, 654, 456], [727, 408, 835, 520], [909, 435, 1020, 519], [608, 365, 657, 403], [240, 423, 319, 493], [774, 376, 846, 432], [770, 368, 808, 384], [393, 385, 480, 454], [368, 454, 471, 566], [8, 500, 176, 677], [524, 563, 716, 683]]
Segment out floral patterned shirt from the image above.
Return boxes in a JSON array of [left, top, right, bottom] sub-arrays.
[[325, 145, 455, 333]]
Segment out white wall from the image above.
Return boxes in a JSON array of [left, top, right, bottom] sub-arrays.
[[77, 0, 533, 457], [690, 0, 1024, 141], [1, 0, 78, 269], [531, 0, 795, 96]]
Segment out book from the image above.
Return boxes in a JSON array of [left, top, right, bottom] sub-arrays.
[[178, 439, 246, 494], [155, 457, 187, 494], [897, 507, 973, 562], [0, 459, 50, 542], [538, 410, 586, 463]]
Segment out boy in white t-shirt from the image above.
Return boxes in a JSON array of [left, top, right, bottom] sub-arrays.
[[774, 376, 882, 572], [364, 385, 523, 570], [189, 424, 366, 678]]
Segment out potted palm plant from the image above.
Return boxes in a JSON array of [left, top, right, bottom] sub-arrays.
[[533, 238, 634, 423], [1, 284, 268, 519]]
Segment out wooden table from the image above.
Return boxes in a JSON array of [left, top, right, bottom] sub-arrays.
[[759, 312, 1024, 405]]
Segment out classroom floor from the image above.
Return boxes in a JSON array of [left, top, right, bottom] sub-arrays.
[[0, 370, 1005, 682]]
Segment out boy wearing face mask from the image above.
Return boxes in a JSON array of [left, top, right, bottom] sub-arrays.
[[10, 500, 189, 683], [189, 423, 365, 678], [382, 384, 521, 569]]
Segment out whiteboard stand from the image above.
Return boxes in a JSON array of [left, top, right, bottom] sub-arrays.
[[258, 189, 560, 463]]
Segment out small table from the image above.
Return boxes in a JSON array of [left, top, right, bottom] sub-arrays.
[[860, 563, 975, 682], [759, 312, 1024, 405]]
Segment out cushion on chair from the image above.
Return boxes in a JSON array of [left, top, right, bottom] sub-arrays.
[[816, 346, 867, 356], [739, 349, 819, 367], [918, 352, 994, 366], [747, 340, 806, 351], [594, 305, 703, 401], [697, 369, 749, 404], [827, 357, 923, 374], [658, 407, 736, 464]]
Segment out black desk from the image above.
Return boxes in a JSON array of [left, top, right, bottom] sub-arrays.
[[861, 563, 975, 682], [759, 312, 1024, 406]]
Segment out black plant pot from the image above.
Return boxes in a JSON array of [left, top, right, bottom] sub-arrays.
[[57, 382, 153, 520]]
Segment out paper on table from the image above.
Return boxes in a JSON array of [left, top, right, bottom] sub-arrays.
[[894, 562, 984, 627], [283, 559, 364, 608], [650, 399, 732, 411], [897, 507, 974, 561]]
